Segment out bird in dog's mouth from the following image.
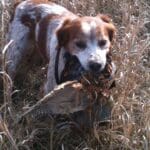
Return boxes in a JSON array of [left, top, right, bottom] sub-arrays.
[[60, 52, 116, 83]]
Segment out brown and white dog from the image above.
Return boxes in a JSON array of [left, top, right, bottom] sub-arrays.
[[6, 0, 116, 95]]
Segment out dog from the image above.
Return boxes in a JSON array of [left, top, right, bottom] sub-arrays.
[[6, 0, 116, 95]]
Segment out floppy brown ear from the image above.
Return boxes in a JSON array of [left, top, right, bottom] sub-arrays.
[[57, 19, 71, 48], [97, 14, 116, 42]]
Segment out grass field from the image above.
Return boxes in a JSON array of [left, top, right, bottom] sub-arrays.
[[0, 0, 150, 149]]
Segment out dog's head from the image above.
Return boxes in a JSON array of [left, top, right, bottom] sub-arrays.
[[57, 15, 116, 74]]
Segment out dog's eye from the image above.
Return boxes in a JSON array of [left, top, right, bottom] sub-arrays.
[[75, 41, 87, 49], [98, 40, 107, 47]]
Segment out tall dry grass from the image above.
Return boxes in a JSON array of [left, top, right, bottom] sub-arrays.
[[0, 0, 150, 149]]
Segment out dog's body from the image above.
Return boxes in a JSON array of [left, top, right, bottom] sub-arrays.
[[6, 0, 116, 95]]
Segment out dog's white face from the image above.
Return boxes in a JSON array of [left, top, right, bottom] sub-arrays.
[[57, 15, 115, 74]]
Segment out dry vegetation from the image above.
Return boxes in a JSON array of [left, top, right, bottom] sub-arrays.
[[0, 0, 150, 150]]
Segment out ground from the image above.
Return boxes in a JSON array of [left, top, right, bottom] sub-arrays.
[[0, 0, 150, 150]]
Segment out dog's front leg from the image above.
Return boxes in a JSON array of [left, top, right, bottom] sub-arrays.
[[43, 48, 65, 95], [44, 62, 57, 95]]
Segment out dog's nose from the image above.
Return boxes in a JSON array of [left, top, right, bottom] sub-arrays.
[[89, 62, 102, 72]]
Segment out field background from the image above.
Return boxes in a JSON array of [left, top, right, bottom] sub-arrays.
[[0, 0, 150, 150]]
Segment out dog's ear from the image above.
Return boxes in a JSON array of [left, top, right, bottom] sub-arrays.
[[57, 19, 72, 48], [97, 14, 116, 42]]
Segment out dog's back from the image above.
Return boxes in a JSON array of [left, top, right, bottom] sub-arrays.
[[6, 0, 74, 79]]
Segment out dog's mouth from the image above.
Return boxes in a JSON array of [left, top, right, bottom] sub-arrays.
[[60, 53, 108, 83]]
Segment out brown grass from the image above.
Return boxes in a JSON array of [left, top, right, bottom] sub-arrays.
[[0, 0, 150, 149]]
